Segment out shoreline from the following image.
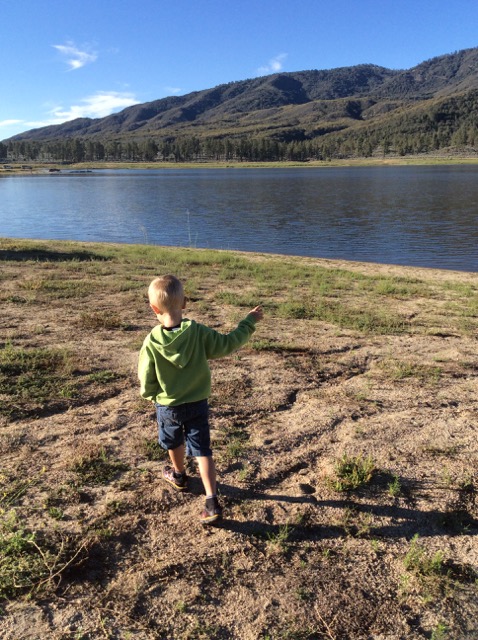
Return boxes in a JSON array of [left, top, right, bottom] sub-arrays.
[[3, 155, 478, 173], [2, 236, 477, 279]]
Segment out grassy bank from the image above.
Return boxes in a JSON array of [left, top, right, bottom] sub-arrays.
[[3, 155, 478, 174], [1, 238, 477, 639]]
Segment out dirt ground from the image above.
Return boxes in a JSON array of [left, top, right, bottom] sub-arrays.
[[0, 240, 477, 639]]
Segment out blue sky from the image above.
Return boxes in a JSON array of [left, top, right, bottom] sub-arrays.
[[2, 0, 478, 141]]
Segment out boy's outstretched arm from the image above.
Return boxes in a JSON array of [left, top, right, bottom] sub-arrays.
[[203, 305, 263, 359]]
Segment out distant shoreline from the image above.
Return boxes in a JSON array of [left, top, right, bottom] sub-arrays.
[[3, 156, 478, 174]]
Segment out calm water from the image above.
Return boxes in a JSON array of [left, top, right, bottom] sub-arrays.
[[1, 166, 477, 271]]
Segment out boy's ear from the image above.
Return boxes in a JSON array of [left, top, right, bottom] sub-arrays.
[[150, 303, 161, 315], [182, 296, 187, 309]]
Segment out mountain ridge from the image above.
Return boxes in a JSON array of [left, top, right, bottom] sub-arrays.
[[3, 47, 478, 159]]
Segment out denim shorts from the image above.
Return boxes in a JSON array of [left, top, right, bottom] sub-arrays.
[[155, 399, 212, 457]]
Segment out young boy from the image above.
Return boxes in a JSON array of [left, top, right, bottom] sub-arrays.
[[138, 274, 263, 524]]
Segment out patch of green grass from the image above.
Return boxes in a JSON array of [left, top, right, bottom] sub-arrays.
[[331, 454, 376, 492], [19, 277, 95, 299], [277, 299, 408, 334], [249, 338, 302, 352], [215, 290, 261, 308], [0, 511, 54, 599], [87, 369, 120, 383], [141, 439, 167, 462], [0, 343, 76, 420], [224, 435, 248, 461], [78, 311, 124, 330], [70, 446, 129, 485], [379, 358, 442, 382], [219, 423, 250, 462], [372, 279, 418, 297]]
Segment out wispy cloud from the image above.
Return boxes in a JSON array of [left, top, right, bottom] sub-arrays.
[[53, 41, 97, 70], [0, 119, 23, 128], [164, 86, 183, 95], [257, 53, 288, 75], [0, 92, 140, 138], [49, 91, 140, 122], [18, 92, 140, 132]]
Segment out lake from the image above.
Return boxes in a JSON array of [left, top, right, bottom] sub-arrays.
[[1, 166, 477, 272]]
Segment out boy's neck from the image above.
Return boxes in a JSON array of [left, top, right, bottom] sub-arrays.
[[158, 311, 183, 329]]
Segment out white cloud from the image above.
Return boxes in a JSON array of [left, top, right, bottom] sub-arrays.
[[0, 119, 23, 128], [257, 53, 288, 75], [53, 42, 97, 70], [49, 91, 140, 122], [11, 92, 140, 133]]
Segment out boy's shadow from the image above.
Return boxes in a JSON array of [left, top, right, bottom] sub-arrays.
[[188, 479, 478, 541]]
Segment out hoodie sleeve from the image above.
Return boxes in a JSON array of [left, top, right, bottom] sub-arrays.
[[202, 313, 257, 359], [138, 339, 161, 401]]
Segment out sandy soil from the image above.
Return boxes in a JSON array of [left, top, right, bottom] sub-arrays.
[[0, 241, 477, 639]]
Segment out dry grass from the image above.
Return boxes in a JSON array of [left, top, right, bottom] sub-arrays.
[[0, 237, 477, 639]]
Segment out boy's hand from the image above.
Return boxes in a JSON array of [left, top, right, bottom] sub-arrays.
[[249, 305, 264, 321]]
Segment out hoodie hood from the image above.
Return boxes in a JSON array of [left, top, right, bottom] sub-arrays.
[[148, 319, 195, 369]]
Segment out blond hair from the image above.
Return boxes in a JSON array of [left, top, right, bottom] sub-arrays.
[[148, 275, 184, 313]]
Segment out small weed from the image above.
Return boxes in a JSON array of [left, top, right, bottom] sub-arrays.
[[175, 600, 187, 613], [330, 454, 376, 492], [220, 425, 249, 462], [431, 623, 449, 640], [224, 437, 247, 461], [48, 507, 64, 520], [402, 534, 451, 600], [266, 524, 292, 554], [339, 507, 373, 538], [237, 463, 253, 482], [404, 535, 446, 577], [295, 586, 314, 601], [371, 539, 382, 554], [387, 475, 402, 497]]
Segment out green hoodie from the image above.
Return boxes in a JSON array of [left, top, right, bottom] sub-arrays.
[[138, 314, 257, 406]]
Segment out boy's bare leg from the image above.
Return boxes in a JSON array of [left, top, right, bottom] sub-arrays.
[[197, 456, 217, 496], [168, 444, 185, 474]]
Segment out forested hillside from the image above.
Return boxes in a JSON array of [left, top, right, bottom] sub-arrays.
[[3, 47, 478, 162]]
